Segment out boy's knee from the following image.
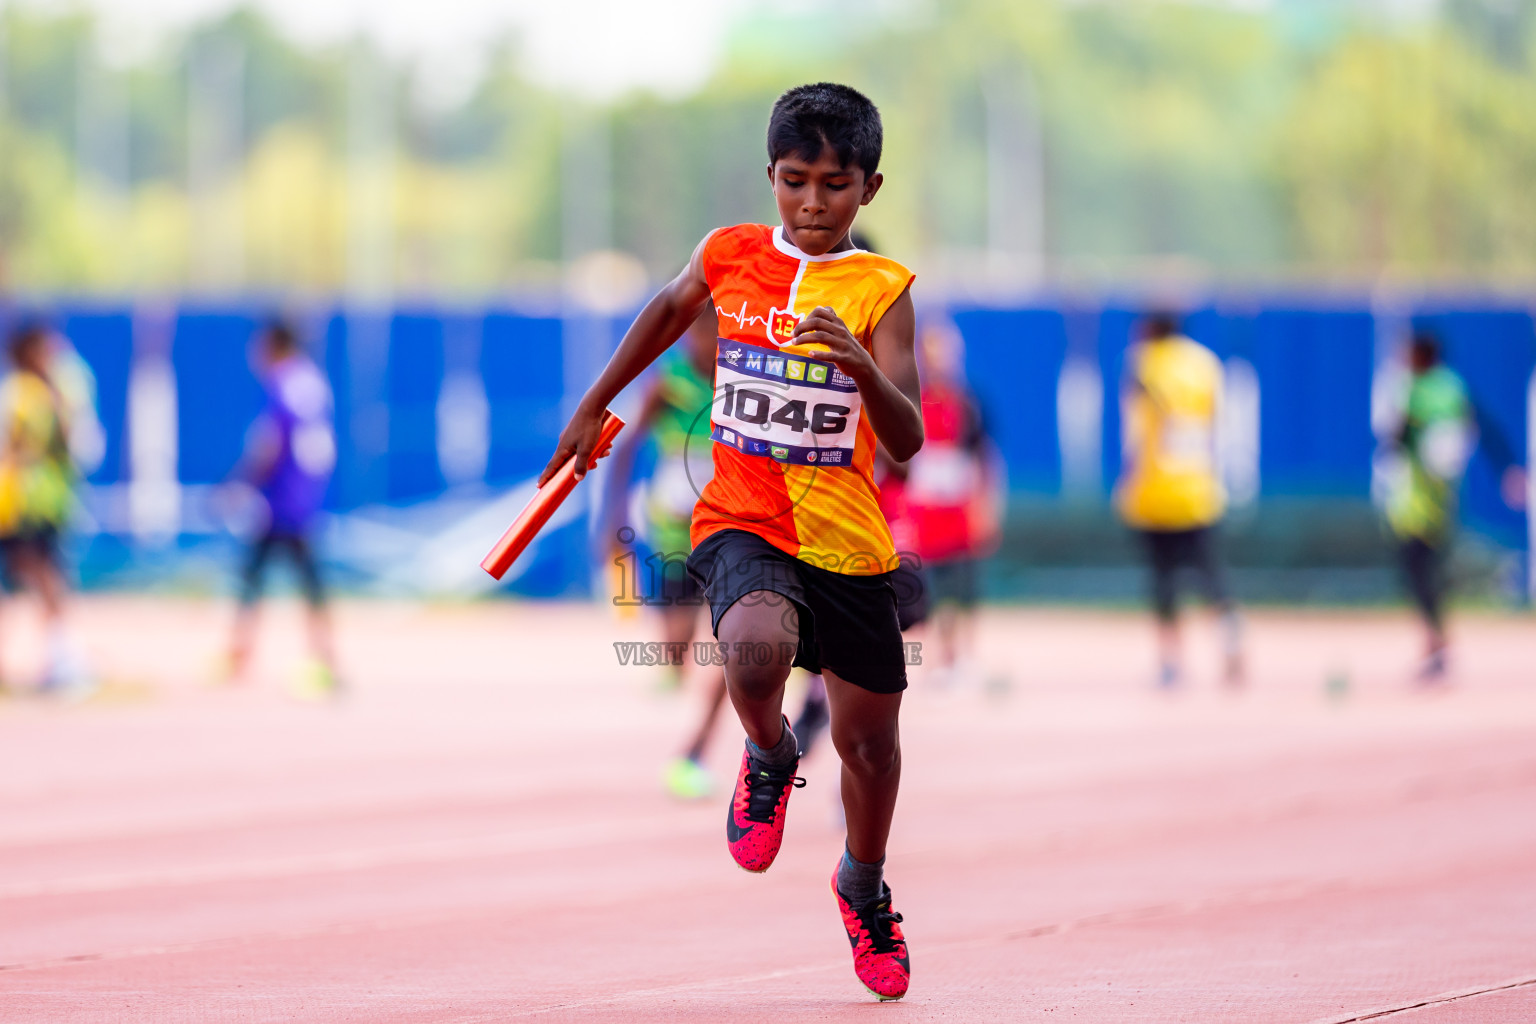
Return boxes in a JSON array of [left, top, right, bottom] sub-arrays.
[[834, 725, 900, 777], [727, 658, 792, 701], [725, 634, 793, 699]]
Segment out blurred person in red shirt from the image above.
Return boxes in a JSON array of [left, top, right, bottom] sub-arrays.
[[881, 317, 1002, 687], [791, 233, 929, 755]]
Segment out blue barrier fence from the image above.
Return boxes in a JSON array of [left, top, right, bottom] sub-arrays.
[[953, 301, 1532, 549], [40, 298, 1536, 586]]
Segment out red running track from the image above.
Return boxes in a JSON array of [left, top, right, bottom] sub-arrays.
[[0, 598, 1533, 1022]]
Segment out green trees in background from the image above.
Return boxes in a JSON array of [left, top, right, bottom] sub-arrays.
[[0, 0, 1533, 295], [1279, 22, 1536, 278]]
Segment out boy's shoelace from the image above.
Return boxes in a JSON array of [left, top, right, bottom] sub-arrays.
[[861, 904, 905, 954], [743, 764, 806, 823]]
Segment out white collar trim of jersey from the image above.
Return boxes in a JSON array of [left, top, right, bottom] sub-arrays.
[[772, 225, 865, 263]]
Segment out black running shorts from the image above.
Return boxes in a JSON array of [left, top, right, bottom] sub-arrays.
[[239, 529, 327, 609], [0, 525, 61, 576], [890, 558, 929, 632], [1137, 526, 1231, 623], [686, 528, 907, 694]]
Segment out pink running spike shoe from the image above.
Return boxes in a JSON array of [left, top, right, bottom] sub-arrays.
[[832, 868, 910, 1001], [725, 744, 804, 872]]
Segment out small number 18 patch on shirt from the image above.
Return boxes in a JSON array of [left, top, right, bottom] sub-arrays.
[[711, 339, 860, 467]]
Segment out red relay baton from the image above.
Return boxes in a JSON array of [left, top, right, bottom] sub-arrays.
[[480, 410, 626, 581]]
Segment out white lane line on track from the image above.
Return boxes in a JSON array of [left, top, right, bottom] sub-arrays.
[[450, 965, 847, 1021], [0, 779, 620, 848], [0, 908, 505, 974], [448, 852, 1536, 1021], [0, 816, 706, 901], [1313, 974, 1536, 1023], [440, 873, 1488, 1021], [13, 754, 1533, 903], [4, 859, 1532, 1024], [0, 871, 1354, 980]]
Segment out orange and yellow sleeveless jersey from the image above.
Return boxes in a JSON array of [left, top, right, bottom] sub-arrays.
[[691, 224, 915, 576], [1114, 336, 1227, 532]]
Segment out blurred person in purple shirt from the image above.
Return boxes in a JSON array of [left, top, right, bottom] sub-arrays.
[[224, 320, 339, 695]]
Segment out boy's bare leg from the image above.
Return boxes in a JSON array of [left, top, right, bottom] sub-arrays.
[[934, 605, 958, 671], [661, 604, 696, 649], [1218, 608, 1245, 686], [229, 535, 272, 680], [1156, 619, 1181, 686], [654, 604, 696, 690], [305, 605, 336, 672], [684, 670, 729, 762], [228, 605, 258, 678], [718, 591, 804, 873], [17, 552, 91, 691], [716, 592, 796, 748], [957, 608, 977, 666], [15, 552, 66, 641], [825, 669, 902, 864], [15, 551, 65, 620]]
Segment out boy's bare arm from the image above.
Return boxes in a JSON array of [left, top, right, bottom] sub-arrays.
[[539, 238, 714, 485], [792, 288, 923, 462]]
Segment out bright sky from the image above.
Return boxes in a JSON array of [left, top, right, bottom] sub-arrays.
[[17, 0, 1444, 103], [19, 0, 758, 100]]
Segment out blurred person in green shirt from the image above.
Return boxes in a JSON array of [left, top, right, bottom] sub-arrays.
[[1378, 331, 1524, 682], [601, 307, 727, 800]]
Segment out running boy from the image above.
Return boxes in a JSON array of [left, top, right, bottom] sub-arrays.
[[540, 83, 920, 1000]]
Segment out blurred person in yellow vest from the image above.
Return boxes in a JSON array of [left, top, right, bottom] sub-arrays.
[[1115, 311, 1242, 689], [0, 320, 96, 696]]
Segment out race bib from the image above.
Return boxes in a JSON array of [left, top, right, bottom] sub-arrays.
[[711, 339, 862, 467], [1160, 414, 1214, 472]]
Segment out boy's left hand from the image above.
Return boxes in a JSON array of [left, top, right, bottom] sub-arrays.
[[791, 307, 875, 381]]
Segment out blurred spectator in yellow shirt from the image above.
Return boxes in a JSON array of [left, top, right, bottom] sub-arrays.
[[1115, 311, 1242, 689]]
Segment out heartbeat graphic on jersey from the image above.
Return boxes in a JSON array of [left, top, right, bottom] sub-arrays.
[[717, 300, 769, 332], [718, 301, 800, 349]]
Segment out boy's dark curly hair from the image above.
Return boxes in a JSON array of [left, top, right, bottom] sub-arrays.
[[767, 83, 883, 178]]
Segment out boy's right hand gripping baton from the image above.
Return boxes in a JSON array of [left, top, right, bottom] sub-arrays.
[[479, 410, 626, 581]]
